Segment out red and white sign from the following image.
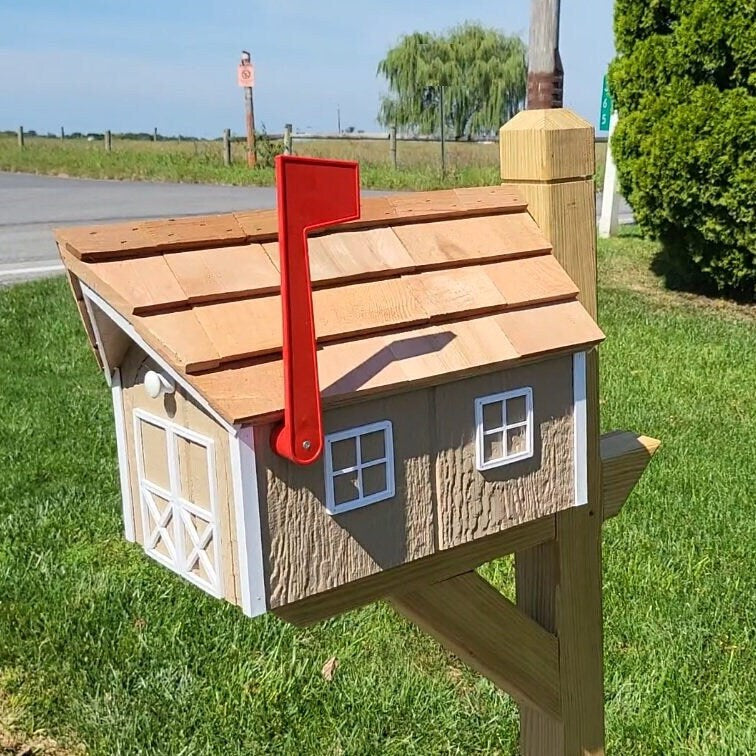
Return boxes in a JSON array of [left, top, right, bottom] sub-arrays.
[[237, 63, 255, 88]]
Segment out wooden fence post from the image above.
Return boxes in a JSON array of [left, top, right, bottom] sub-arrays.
[[389, 126, 397, 168], [223, 129, 232, 166], [60, 126, 65, 140], [105, 130, 112, 152], [283, 124, 293, 155], [500, 109, 605, 755], [17, 126, 24, 148]]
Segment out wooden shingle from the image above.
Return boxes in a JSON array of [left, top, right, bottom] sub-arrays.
[[56, 185, 605, 424]]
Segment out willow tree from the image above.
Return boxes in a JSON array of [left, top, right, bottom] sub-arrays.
[[377, 24, 526, 139]]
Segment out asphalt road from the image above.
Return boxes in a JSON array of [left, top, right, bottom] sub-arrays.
[[0, 173, 279, 284], [0, 172, 633, 285]]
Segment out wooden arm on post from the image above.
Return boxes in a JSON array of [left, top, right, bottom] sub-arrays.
[[391, 571, 561, 720], [600, 431, 660, 519]]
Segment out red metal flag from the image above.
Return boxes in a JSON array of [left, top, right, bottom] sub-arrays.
[[270, 155, 360, 465]]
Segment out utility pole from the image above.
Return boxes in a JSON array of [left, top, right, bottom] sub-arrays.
[[337, 106, 341, 135], [527, 0, 564, 109], [238, 50, 257, 167]]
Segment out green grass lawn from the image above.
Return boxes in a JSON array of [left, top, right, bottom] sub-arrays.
[[0, 234, 754, 754]]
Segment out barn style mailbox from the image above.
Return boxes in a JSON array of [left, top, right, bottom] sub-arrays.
[[56, 110, 658, 755]]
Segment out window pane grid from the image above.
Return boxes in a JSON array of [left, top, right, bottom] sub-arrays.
[[324, 421, 394, 514], [475, 388, 534, 471]]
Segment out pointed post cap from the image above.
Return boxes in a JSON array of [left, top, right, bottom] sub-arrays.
[[500, 108, 595, 182]]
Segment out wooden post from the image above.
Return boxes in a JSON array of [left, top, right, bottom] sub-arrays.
[[283, 124, 293, 155], [500, 109, 604, 755], [223, 129, 232, 166], [105, 130, 112, 152], [153, 127, 158, 143], [389, 126, 397, 169], [17, 126, 24, 148], [60, 126, 65, 140], [527, 0, 564, 108], [245, 86, 257, 167]]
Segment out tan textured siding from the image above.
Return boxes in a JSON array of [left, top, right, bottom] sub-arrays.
[[434, 358, 573, 548], [259, 356, 574, 607], [256, 391, 436, 608]]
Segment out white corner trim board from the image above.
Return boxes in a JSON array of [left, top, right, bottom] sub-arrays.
[[80, 283, 234, 433], [573, 351, 588, 506], [229, 425, 268, 618], [111, 368, 135, 542]]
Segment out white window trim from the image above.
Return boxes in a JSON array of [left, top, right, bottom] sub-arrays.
[[475, 387, 534, 471], [323, 420, 395, 515], [132, 408, 223, 598]]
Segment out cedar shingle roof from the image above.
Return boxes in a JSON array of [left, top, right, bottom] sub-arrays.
[[56, 186, 604, 425]]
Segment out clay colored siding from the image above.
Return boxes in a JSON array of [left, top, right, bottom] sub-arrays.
[[120, 343, 241, 606], [256, 391, 436, 608], [434, 357, 574, 548]]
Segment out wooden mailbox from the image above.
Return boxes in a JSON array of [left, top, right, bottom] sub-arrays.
[[56, 110, 658, 755]]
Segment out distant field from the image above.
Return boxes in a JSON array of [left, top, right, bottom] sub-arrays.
[[0, 135, 607, 191]]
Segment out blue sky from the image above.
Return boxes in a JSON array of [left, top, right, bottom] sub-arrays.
[[1, 0, 615, 138]]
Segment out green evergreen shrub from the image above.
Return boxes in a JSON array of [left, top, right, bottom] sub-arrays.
[[609, 0, 756, 301]]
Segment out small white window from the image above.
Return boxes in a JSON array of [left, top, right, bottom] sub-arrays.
[[324, 420, 395, 514], [475, 388, 534, 470]]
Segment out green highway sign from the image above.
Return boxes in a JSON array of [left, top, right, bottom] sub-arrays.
[[600, 75, 613, 132]]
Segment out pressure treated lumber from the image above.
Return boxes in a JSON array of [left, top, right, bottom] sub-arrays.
[[501, 108, 605, 755], [392, 571, 561, 719], [601, 431, 660, 519]]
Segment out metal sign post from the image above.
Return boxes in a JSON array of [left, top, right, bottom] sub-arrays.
[[238, 51, 257, 168], [599, 75, 619, 238]]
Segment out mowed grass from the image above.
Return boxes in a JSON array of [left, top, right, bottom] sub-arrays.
[[0, 234, 754, 754], [0, 135, 606, 191]]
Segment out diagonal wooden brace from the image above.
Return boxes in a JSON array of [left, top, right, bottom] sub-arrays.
[[390, 429, 659, 732], [391, 571, 561, 719]]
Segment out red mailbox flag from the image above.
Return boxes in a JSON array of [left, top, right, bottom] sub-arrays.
[[270, 155, 360, 465]]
